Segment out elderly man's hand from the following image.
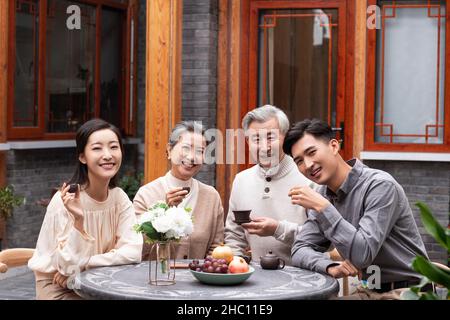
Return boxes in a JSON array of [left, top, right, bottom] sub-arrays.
[[241, 217, 278, 237], [326, 260, 362, 279], [288, 186, 330, 213]]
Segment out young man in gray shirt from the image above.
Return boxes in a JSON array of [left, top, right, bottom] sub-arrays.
[[283, 119, 429, 299]]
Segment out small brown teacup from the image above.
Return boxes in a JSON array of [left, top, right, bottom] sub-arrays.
[[68, 184, 79, 194], [182, 186, 191, 194], [232, 210, 252, 225]]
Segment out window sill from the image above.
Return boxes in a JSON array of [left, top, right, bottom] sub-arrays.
[[9, 140, 76, 150], [360, 151, 450, 162], [5, 138, 141, 150]]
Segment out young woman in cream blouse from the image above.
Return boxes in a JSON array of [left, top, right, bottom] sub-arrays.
[[28, 119, 143, 300], [133, 121, 224, 260]]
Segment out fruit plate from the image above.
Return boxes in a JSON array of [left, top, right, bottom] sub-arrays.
[[190, 266, 255, 285]]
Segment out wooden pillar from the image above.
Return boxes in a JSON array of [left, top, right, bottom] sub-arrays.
[[0, 0, 9, 187], [144, 0, 182, 183], [353, 0, 367, 158], [216, 0, 243, 213]]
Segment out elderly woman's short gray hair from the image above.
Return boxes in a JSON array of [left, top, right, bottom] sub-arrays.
[[168, 121, 205, 148], [242, 105, 290, 135]]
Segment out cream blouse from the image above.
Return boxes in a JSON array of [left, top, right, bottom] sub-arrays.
[[28, 187, 143, 280]]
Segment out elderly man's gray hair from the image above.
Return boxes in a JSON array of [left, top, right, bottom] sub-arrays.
[[168, 121, 205, 148], [242, 105, 290, 135]]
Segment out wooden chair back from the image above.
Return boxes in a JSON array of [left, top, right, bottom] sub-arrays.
[[0, 248, 35, 273]]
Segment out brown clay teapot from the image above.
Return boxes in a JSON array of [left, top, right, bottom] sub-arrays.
[[260, 250, 285, 270]]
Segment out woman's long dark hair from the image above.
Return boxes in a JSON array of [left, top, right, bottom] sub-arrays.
[[68, 118, 124, 189]]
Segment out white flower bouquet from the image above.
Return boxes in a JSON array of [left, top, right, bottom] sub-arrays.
[[134, 201, 194, 243]]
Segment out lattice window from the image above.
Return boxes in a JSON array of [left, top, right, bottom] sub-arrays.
[[13, 0, 39, 127], [366, 0, 450, 151], [8, 0, 136, 139], [257, 9, 339, 126]]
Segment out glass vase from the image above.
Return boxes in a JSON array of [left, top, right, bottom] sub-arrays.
[[148, 241, 176, 286]]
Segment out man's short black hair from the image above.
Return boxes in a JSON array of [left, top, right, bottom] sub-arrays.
[[282, 119, 335, 156]]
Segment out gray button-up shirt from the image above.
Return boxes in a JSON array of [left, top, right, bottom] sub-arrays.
[[291, 159, 428, 283]]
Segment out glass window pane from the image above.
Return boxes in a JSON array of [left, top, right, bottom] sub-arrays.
[[258, 9, 339, 127], [14, 0, 39, 127], [375, 2, 446, 144], [45, 0, 96, 133], [100, 8, 123, 129]]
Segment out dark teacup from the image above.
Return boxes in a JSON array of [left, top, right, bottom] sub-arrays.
[[182, 186, 191, 194], [233, 210, 252, 225], [68, 184, 79, 194]]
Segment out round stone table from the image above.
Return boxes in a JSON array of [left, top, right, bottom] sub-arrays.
[[74, 261, 339, 300]]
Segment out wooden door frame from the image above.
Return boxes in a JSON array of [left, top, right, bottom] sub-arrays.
[[217, 0, 356, 210], [244, 0, 354, 161]]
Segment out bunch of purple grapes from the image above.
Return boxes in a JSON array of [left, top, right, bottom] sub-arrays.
[[189, 256, 229, 273]]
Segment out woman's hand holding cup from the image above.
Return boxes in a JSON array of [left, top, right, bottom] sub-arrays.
[[166, 187, 190, 207], [61, 182, 84, 232]]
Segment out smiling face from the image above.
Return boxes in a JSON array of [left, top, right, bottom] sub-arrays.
[[246, 117, 285, 168], [169, 131, 206, 180], [79, 129, 122, 184], [290, 133, 340, 186]]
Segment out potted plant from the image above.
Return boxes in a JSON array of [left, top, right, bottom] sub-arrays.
[[0, 185, 26, 249], [118, 171, 143, 201], [402, 202, 450, 300]]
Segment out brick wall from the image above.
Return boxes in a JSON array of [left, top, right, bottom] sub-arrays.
[[364, 160, 450, 264], [4, 145, 139, 249], [136, 0, 146, 175], [4, 149, 75, 249], [181, 0, 218, 187]]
